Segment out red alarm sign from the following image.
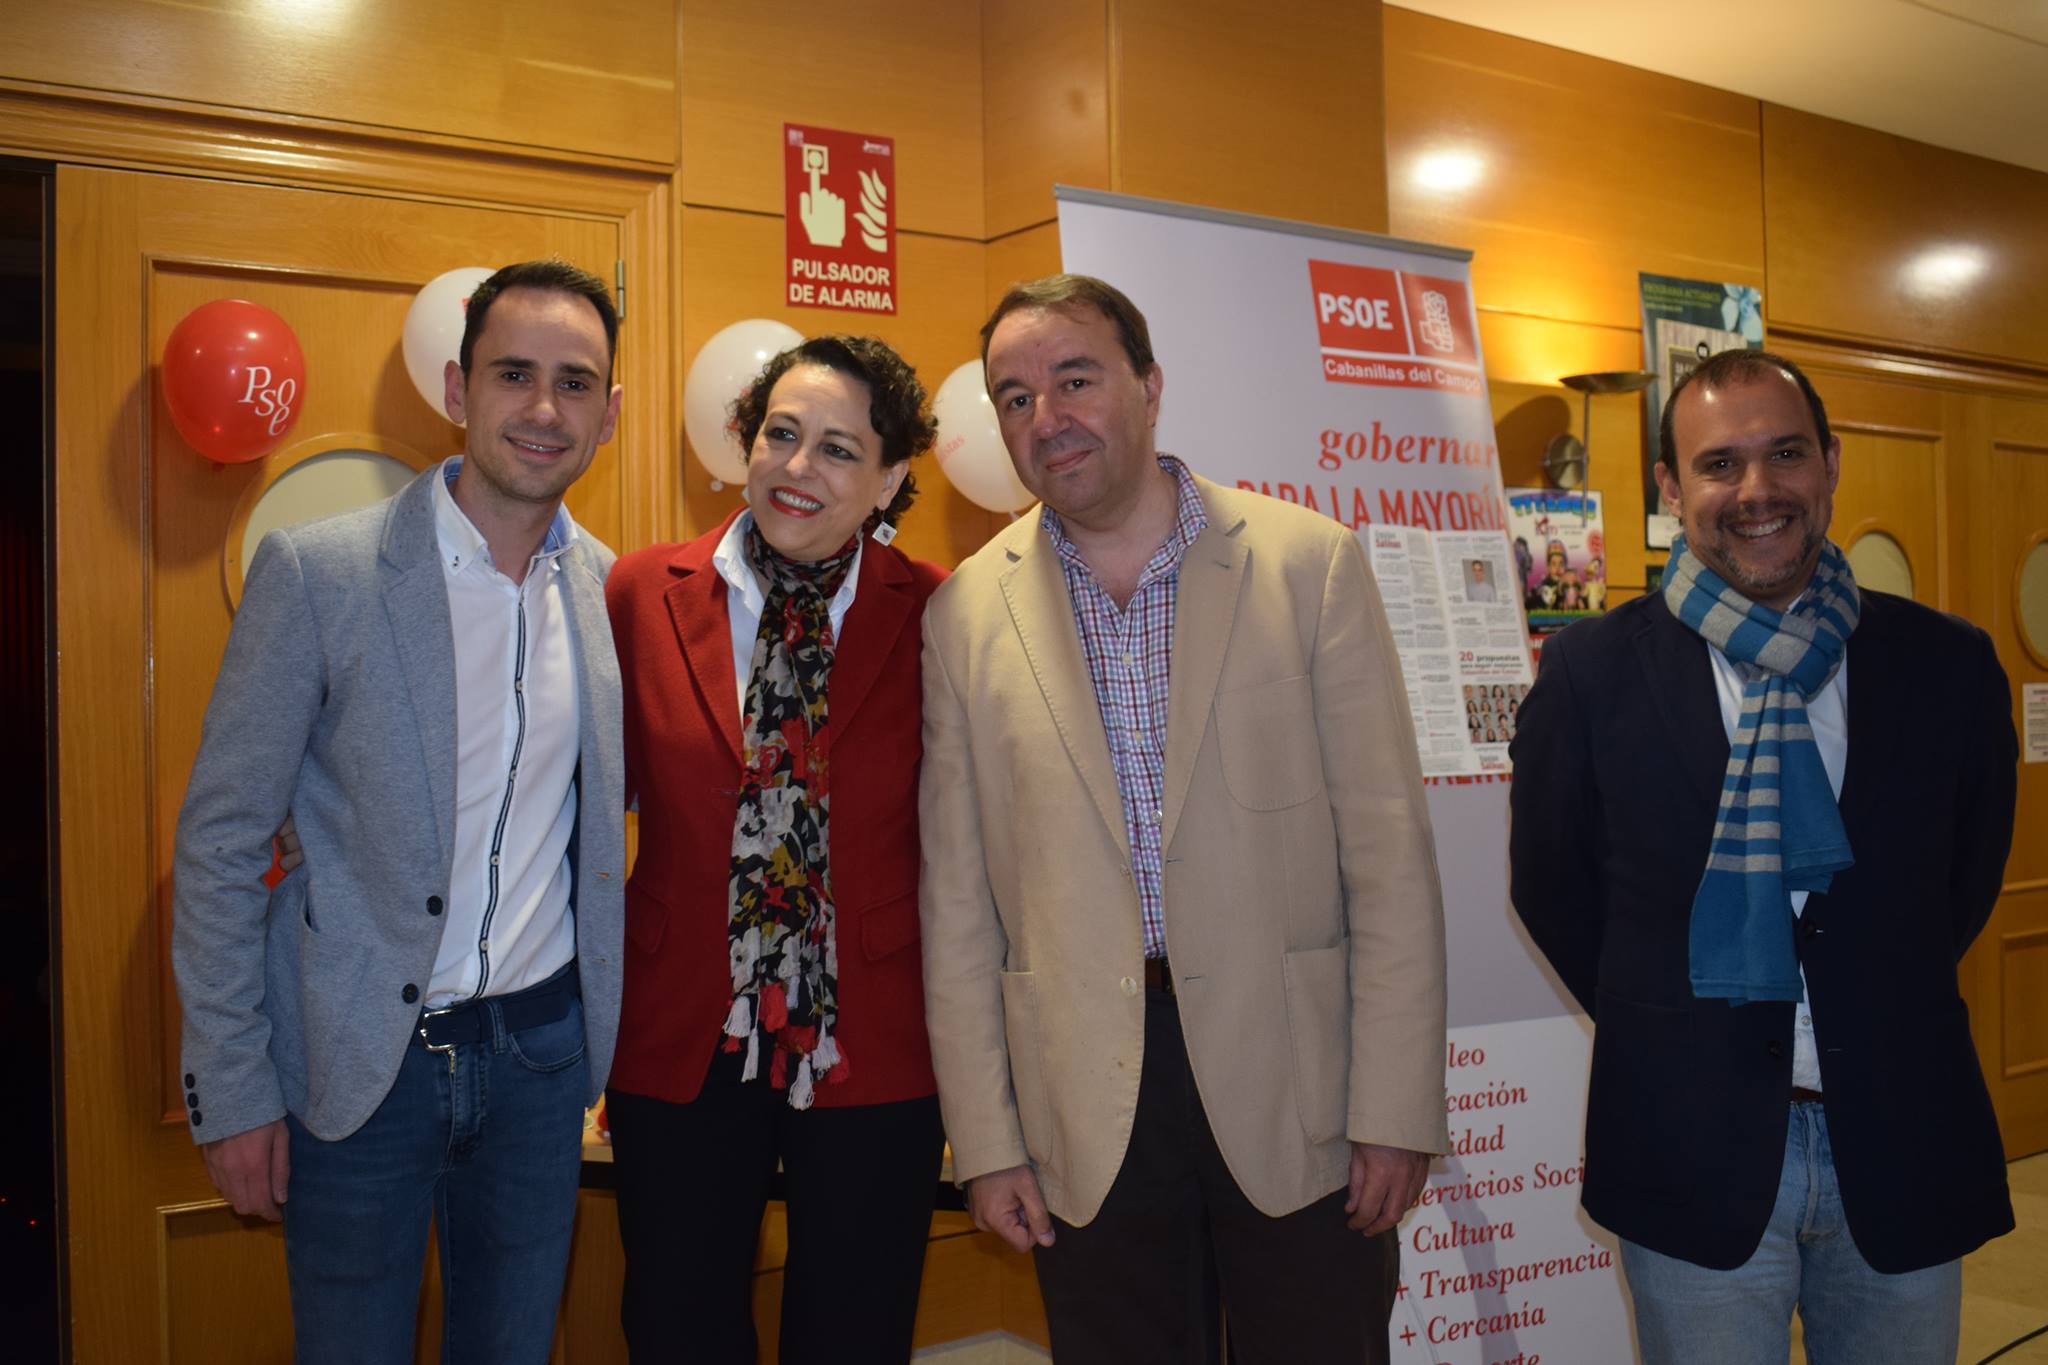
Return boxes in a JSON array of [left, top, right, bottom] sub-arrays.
[[784, 123, 897, 316]]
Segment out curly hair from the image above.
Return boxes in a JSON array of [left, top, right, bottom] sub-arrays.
[[729, 335, 936, 529]]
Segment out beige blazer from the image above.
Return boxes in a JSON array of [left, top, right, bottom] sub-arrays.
[[919, 474, 1448, 1226]]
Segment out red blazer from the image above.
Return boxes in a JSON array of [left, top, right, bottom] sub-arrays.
[[605, 513, 946, 1107]]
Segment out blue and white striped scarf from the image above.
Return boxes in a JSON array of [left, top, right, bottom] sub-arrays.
[[1663, 535, 1859, 1004]]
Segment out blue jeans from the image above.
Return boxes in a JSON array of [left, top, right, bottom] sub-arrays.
[[1619, 1102, 1960, 1365], [282, 990, 590, 1365]]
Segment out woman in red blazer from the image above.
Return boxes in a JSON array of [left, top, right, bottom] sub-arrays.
[[604, 336, 947, 1363]]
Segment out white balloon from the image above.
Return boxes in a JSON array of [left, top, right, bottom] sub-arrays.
[[401, 266, 495, 422], [683, 319, 804, 485], [932, 360, 1033, 513]]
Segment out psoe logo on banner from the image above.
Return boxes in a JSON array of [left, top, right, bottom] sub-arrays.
[[1307, 258, 1483, 394], [1309, 259, 1408, 357], [1400, 272, 1478, 368], [784, 123, 897, 315]]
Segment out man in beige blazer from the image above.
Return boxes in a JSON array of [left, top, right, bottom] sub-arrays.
[[919, 274, 1448, 1363]]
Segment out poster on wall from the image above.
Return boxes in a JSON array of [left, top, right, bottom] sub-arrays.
[[1639, 272, 1763, 547], [2024, 683, 2048, 763], [1506, 487, 1608, 636], [782, 123, 896, 315], [1059, 187, 1632, 1364]]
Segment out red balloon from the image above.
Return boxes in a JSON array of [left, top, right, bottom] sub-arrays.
[[162, 299, 307, 464]]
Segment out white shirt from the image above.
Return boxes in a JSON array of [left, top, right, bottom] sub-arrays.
[[1705, 642, 1848, 1092], [710, 510, 864, 713], [426, 460, 581, 1007]]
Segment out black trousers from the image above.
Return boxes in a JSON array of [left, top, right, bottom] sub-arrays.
[[606, 1050, 945, 1365], [1031, 988, 1400, 1365]]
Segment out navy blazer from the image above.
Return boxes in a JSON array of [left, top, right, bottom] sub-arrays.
[[1508, 587, 2016, 1272]]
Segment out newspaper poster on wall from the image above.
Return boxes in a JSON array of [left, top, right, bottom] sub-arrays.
[[2024, 683, 2048, 763], [1506, 487, 1609, 636], [1639, 272, 1763, 547], [1060, 187, 1631, 1364]]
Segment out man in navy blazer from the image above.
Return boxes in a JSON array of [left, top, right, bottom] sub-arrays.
[[172, 260, 626, 1364], [1510, 350, 2014, 1364]]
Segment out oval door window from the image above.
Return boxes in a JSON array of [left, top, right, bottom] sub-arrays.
[[1846, 530, 1913, 601], [2019, 541, 2048, 661], [239, 448, 417, 589]]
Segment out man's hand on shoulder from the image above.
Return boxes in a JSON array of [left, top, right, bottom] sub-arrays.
[[202, 1118, 290, 1221], [1346, 1141, 1429, 1236], [966, 1163, 1056, 1253]]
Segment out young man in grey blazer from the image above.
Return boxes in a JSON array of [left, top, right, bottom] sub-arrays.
[[172, 259, 627, 1364]]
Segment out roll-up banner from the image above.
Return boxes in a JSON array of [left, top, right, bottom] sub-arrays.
[[1055, 187, 1633, 1364]]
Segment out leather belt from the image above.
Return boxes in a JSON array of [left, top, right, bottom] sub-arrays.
[[1143, 955, 1175, 995], [1790, 1086, 1825, 1105], [416, 964, 578, 1052]]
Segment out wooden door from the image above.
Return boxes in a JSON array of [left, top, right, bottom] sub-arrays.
[[1958, 387, 2048, 1158], [53, 164, 630, 1363], [1787, 341, 2048, 1158]]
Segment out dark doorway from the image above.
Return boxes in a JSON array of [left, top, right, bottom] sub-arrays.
[[0, 162, 59, 1360]]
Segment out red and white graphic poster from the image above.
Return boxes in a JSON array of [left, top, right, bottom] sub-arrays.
[[1308, 257, 1483, 394], [783, 123, 897, 315]]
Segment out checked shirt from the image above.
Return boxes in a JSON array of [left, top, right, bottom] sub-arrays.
[[1042, 455, 1208, 960]]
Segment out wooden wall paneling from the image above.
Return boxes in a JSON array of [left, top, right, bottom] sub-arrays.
[[678, 0, 984, 239], [999, 1238, 1052, 1347], [1826, 428, 1941, 607], [1762, 105, 2048, 370], [1476, 312, 1645, 391], [909, 1223, 1010, 1347], [982, 0, 1110, 238], [1976, 408, 2048, 891], [616, 178, 679, 553], [1779, 350, 2048, 1157], [1781, 348, 1981, 611], [130, 176, 655, 552], [1110, 0, 1388, 233], [55, 162, 656, 1361], [54, 163, 159, 1364], [1385, 9, 1763, 334], [160, 1202, 292, 1364], [676, 205, 1005, 566], [0, 88, 678, 552], [1977, 406, 2048, 1157], [985, 222, 1064, 313], [0, 80, 668, 213], [557, 1191, 630, 1364], [0, 0, 676, 166]]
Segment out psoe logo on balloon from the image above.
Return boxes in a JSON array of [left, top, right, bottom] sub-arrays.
[[239, 365, 298, 437], [162, 298, 307, 464], [784, 123, 896, 316]]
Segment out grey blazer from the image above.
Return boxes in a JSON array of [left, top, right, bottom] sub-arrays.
[[172, 467, 625, 1144]]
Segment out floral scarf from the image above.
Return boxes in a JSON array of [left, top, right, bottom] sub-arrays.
[[720, 523, 857, 1109]]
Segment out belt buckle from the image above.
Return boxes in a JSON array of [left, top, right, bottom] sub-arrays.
[[418, 1004, 460, 1053]]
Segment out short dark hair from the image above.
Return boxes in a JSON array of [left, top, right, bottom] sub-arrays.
[[730, 335, 935, 527], [458, 259, 619, 381], [979, 273, 1156, 377], [1658, 348, 1832, 472]]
